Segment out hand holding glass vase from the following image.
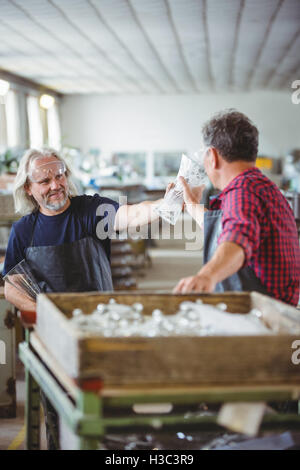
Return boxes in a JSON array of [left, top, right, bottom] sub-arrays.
[[155, 148, 209, 225]]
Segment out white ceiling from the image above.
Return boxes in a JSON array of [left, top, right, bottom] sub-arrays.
[[0, 0, 299, 94]]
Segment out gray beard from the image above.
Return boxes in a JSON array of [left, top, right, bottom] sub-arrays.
[[43, 192, 69, 211]]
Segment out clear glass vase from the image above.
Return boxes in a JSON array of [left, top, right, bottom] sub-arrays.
[[155, 152, 208, 225], [3, 259, 42, 301]]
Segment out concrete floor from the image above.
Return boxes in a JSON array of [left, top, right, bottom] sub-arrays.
[[0, 360, 47, 450], [137, 246, 203, 291], [0, 369, 26, 450], [0, 242, 203, 450]]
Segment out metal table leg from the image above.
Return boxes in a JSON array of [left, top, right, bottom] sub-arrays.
[[76, 390, 104, 450], [24, 328, 40, 450], [25, 363, 40, 449]]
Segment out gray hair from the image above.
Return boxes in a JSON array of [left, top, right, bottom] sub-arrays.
[[14, 147, 79, 215], [202, 109, 259, 163]]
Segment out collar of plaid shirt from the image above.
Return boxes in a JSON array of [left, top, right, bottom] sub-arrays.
[[209, 167, 261, 210]]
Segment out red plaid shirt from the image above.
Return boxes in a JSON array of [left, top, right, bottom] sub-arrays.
[[210, 167, 300, 306]]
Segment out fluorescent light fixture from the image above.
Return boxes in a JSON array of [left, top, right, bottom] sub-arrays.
[[0, 79, 10, 96], [40, 94, 55, 109]]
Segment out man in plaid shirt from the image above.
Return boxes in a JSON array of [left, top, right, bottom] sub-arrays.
[[174, 109, 300, 306]]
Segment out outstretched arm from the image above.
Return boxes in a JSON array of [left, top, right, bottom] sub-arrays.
[[173, 241, 245, 293], [114, 179, 206, 232], [114, 199, 163, 232]]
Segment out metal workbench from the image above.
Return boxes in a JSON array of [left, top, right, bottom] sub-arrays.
[[19, 330, 300, 450]]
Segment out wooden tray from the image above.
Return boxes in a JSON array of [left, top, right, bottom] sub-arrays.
[[35, 292, 300, 386]]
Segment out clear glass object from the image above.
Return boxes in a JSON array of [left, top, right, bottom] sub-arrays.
[[69, 299, 271, 337], [155, 150, 208, 225], [3, 259, 42, 301]]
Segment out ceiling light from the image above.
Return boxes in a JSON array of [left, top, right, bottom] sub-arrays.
[[0, 79, 10, 96], [40, 94, 55, 109]]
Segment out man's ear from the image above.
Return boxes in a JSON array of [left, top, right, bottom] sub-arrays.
[[210, 148, 219, 169], [24, 182, 32, 197]]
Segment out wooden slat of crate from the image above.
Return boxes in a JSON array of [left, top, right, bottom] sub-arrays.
[[27, 332, 300, 402], [36, 292, 300, 386], [30, 332, 77, 400]]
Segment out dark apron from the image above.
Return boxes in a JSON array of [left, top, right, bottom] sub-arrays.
[[25, 211, 113, 293], [203, 209, 269, 294], [24, 210, 113, 449]]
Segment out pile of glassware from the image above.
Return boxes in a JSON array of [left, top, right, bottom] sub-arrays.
[[70, 299, 272, 337]]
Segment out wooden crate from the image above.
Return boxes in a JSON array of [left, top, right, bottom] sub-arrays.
[[35, 292, 300, 387]]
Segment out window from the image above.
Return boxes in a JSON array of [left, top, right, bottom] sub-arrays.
[[154, 151, 184, 178], [0, 102, 7, 150], [27, 95, 43, 148], [112, 152, 146, 181], [47, 103, 61, 149], [5, 90, 20, 147]]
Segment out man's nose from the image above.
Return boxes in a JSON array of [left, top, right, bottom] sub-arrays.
[[49, 178, 61, 190]]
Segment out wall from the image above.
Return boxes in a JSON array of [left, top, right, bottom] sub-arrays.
[[61, 90, 300, 159]]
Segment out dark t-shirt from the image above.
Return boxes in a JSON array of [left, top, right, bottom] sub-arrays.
[[2, 194, 119, 276]]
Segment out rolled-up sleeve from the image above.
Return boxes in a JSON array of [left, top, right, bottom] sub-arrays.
[[218, 188, 262, 265]]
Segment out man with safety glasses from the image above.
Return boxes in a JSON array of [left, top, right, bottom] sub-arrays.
[[2, 148, 167, 313], [2, 147, 176, 450]]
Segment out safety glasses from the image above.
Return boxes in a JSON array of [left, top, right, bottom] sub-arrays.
[[28, 160, 66, 184]]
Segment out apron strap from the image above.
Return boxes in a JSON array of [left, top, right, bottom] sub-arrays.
[[80, 214, 89, 239], [203, 209, 269, 295], [29, 211, 39, 247]]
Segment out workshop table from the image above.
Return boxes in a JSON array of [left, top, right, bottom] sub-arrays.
[[19, 330, 300, 450]]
